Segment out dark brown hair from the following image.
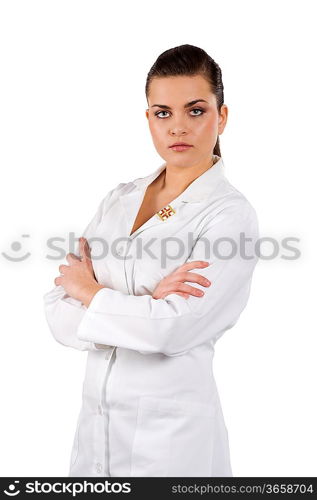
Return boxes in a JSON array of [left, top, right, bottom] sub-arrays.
[[145, 44, 224, 157]]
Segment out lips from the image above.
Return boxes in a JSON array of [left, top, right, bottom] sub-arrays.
[[169, 143, 193, 152], [169, 142, 193, 147]]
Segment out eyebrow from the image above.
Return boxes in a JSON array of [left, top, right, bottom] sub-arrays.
[[150, 99, 209, 110]]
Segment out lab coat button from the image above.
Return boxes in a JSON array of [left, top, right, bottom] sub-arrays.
[[95, 462, 102, 473]]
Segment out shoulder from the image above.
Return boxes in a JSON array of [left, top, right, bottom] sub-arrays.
[[98, 180, 134, 207], [202, 178, 259, 238], [99, 165, 157, 206]]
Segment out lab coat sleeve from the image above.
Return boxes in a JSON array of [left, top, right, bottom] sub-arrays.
[[43, 185, 124, 351], [76, 200, 259, 356]]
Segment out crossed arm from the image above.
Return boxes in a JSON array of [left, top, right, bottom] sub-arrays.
[[43, 198, 259, 356]]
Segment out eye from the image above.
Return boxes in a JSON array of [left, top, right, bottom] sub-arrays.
[[154, 108, 206, 119], [154, 110, 170, 119], [189, 108, 205, 116]]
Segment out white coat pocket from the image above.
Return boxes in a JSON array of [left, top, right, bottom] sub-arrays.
[[130, 396, 216, 477]]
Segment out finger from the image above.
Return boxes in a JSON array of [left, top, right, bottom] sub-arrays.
[[162, 270, 211, 287], [161, 291, 190, 299], [164, 282, 205, 297], [173, 271, 212, 287], [158, 291, 190, 300], [176, 260, 211, 272], [79, 237, 85, 260], [174, 292, 190, 299], [66, 253, 82, 264], [58, 264, 69, 274], [79, 237, 91, 261], [54, 276, 63, 286]]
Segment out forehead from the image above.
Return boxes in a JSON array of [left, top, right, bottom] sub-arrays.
[[148, 74, 215, 105]]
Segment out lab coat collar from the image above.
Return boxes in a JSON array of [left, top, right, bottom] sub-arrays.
[[131, 154, 225, 203]]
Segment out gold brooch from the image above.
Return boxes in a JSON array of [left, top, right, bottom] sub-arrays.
[[157, 205, 176, 221]]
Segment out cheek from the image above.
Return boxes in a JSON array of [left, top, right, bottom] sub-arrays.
[[195, 115, 218, 141], [149, 119, 166, 143]]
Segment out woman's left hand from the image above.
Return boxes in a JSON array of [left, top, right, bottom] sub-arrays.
[[54, 237, 104, 305]]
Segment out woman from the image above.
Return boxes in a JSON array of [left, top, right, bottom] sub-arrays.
[[43, 44, 259, 477]]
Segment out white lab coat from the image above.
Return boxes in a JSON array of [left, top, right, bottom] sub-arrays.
[[43, 154, 259, 477]]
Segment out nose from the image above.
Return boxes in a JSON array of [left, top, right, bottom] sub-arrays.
[[169, 118, 189, 136], [170, 128, 187, 136]]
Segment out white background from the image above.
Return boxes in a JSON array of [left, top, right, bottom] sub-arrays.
[[0, 0, 316, 477]]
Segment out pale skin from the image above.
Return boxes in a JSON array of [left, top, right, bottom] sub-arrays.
[[54, 74, 228, 307]]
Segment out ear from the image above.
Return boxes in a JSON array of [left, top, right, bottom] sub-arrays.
[[218, 104, 228, 135], [145, 108, 149, 120]]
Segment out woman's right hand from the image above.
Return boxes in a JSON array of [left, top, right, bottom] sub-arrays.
[[152, 261, 212, 300]]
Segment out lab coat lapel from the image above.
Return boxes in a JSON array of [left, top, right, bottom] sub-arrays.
[[119, 189, 182, 238], [119, 161, 172, 238], [119, 154, 225, 238], [119, 190, 144, 237]]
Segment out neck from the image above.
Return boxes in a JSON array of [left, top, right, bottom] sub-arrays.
[[158, 156, 215, 196]]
